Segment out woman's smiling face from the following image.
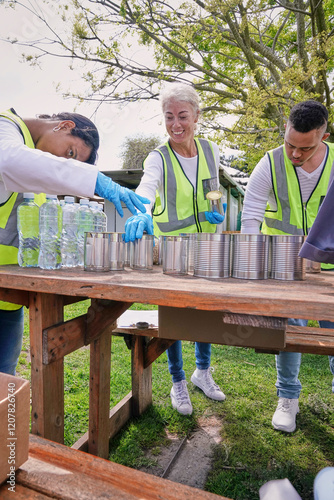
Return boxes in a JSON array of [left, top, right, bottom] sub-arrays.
[[164, 100, 199, 147]]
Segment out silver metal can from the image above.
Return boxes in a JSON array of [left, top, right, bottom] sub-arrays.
[[232, 233, 270, 279], [194, 233, 231, 278], [271, 235, 305, 280], [162, 235, 189, 275], [129, 234, 154, 270], [84, 232, 111, 272]]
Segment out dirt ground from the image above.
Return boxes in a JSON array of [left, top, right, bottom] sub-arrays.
[[139, 416, 223, 489]]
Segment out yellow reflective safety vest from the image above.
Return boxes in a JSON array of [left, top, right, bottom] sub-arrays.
[[0, 109, 46, 310], [262, 143, 334, 270], [150, 138, 218, 236]]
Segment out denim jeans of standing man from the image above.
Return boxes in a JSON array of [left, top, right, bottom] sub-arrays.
[[0, 308, 24, 375], [276, 318, 334, 398], [167, 340, 211, 382]]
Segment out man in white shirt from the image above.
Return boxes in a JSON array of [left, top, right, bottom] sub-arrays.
[[241, 100, 334, 432]]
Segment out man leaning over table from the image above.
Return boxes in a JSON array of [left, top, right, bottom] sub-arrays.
[[241, 100, 334, 433], [0, 108, 150, 376]]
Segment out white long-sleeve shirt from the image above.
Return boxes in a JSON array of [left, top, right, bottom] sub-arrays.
[[135, 140, 221, 213], [241, 151, 326, 234], [0, 116, 98, 204]]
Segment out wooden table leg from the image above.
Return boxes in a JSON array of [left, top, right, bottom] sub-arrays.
[[131, 336, 152, 416], [88, 330, 112, 458], [29, 292, 64, 443]]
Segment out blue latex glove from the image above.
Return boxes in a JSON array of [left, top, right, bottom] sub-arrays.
[[205, 202, 227, 224], [95, 172, 150, 217], [124, 213, 154, 242]]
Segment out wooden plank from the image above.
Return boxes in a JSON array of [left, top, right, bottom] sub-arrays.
[[144, 337, 176, 369], [42, 315, 86, 364], [1, 265, 334, 323], [17, 456, 135, 500], [285, 325, 334, 355], [88, 331, 112, 458], [29, 293, 64, 443], [113, 326, 159, 337], [86, 299, 133, 344], [109, 392, 133, 439], [63, 295, 89, 306], [43, 300, 132, 364], [223, 313, 287, 330], [72, 392, 133, 453], [0, 482, 51, 499], [131, 336, 152, 417], [0, 288, 29, 307], [28, 435, 227, 500]]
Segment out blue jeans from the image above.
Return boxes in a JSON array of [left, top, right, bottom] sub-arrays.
[[167, 340, 211, 383], [276, 318, 334, 398], [0, 308, 24, 375]]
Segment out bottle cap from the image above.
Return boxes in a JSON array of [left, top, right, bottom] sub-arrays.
[[80, 198, 90, 205], [64, 196, 75, 203], [23, 192, 34, 199]]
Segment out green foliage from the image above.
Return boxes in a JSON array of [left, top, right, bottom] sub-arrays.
[[7, 0, 334, 171], [119, 133, 162, 169]]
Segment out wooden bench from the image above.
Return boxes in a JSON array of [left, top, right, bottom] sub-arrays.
[[285, 324, 334, 355], [0, 435, 231, 500]]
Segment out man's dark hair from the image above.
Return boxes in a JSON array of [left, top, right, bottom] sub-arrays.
[[288, 100, 328, 133]]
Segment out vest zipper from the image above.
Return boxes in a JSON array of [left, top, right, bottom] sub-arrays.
[[302, 202, 308, 235], [193, 193, 201, 232]]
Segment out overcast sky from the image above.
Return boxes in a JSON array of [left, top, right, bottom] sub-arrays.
[[0, 2, 166, 170]]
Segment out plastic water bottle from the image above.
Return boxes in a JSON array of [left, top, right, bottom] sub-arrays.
[[61, 196, 79, 268], [77, 198, 94, 267], [89, 201, 101, 231], [38, 194, 62, 269], [17, 193, 40, 267], [98, 203, 108, 232]]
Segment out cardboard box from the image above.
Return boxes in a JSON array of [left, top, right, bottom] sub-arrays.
[[0, 373, 30, 486], [159, 306, 286, 350]]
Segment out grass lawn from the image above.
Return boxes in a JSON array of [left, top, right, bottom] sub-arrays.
[[17, 300, 334, 500]]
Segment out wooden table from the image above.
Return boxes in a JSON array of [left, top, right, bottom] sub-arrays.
[[1, 264, 334, 459], [0, 435, 228, 499]]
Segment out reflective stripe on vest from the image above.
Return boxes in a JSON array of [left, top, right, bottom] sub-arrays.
[[262, 144, 334, 236], [151, 138, 217, 236], [0, 109, 45, 310]]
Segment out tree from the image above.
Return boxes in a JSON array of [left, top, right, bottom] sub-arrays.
[[119, 134, 162, 169], [4, 0, 334, 170]]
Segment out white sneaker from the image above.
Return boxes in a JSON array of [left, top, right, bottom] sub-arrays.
[[272, 398, 299, 433], [191, 367, 226, 401], [170, 380, 193, 415]]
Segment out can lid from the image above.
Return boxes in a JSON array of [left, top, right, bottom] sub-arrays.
[[206, 190, 222, 201]]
